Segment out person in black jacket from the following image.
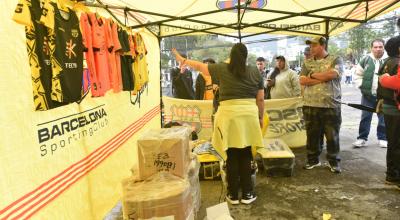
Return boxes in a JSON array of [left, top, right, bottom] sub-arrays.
[[377, 35, 400, 188], [170, 55, 195, 99]]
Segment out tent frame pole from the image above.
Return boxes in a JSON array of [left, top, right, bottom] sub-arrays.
[[130, 7, 238, 29], [325, 19, 330, 51], [329, 1, 364, 34], [241, 21, 326, 39], [242, 0, 371, 29], [159, 26, 239, 38], [364, 0, 400, 23], [159, 24, 239, 38], [238, 0, 241, 42]]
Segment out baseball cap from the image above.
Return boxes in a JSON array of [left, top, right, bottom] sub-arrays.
[[305, 36, 327, 45]]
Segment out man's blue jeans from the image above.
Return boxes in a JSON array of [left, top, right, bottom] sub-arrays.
[[357, 95, 386, 141]]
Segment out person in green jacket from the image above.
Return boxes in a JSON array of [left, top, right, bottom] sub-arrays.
[[353, 39, 388, 148]]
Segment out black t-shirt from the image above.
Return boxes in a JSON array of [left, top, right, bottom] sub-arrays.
[[195, 74, 206, 100], [118, 28, 134, 91], [170, 67, 195, 100], [50, 3, 83, 103], [208, 63, 263, 101]]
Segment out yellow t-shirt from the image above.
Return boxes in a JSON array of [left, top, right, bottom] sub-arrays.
[[133, 32, 148, 93], [13, 0, 54, 110]]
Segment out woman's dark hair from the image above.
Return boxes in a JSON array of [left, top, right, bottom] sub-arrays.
[[228, 43, 248, 78], [203, 58, 216, 64]]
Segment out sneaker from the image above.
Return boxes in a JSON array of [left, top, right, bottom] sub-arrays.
[[378, 140, 387, 148], [327, 161, 342, 173], [303, 161, 321, 170], [225, 194, 239, 205], [385, 179, 400, 189], [241, 192, 257, 204], [353, 139, 366, 148]]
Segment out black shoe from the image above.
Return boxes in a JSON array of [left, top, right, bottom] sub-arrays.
[[303, 161, 321, 170], [226, 194, 239, 205], [328, 161, 341, 173], [385, 176, 400, 186], [241, 192, 257, 204]]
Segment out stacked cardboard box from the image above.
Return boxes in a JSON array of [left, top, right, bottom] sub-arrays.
[[137, 127, 191, 180], [122, 127, 200, 220], [257, 138, 295, 177]]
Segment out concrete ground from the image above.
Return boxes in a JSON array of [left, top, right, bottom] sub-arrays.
[[198, 82, 400, 219], [106, 82, 400, 220]]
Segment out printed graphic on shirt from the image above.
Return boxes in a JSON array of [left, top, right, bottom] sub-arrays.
[[13, 0, 56, 111], [41, 2, 83, 103], [133, 32, 149, 92]]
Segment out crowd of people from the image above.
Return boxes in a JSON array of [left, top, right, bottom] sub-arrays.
[[169, 18, 400, 205]]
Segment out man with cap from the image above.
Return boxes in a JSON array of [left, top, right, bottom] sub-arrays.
[[304, 47, 312, 60], [299, 36, 344, 173]]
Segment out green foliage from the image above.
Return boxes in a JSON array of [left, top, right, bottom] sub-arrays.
[[347, 17, 397, 62], [161, 35, 234, 66], [247, 53, 258, 65], [348, 24, 378, 62], [328, 41, 346, 58]]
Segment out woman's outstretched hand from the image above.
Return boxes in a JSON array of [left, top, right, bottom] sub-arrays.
[[171, 48, 184, 63]]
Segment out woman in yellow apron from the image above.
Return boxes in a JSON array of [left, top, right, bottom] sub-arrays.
[[172, 43, 264, 205]]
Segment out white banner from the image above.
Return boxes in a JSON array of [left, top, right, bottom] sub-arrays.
[[162, 96, 305, 148], [264, 97, 306, 148]]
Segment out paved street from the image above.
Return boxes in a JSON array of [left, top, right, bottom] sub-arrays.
[[198, 81, 400, 219]]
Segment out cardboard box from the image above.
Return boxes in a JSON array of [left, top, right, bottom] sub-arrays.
[[257, 138, 295, 177], [122, 173, 193, 220], [137, 127, 191, 180], [188, 155, 201, 213]]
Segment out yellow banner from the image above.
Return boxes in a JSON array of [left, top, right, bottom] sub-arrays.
[[0, 2, 161, 219], [162, 96, 213, 140], [162, 96, 305, 148]]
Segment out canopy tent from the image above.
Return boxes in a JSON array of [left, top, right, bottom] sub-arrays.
[[1, 1, 400, 219], [86, 0, 400, 40]]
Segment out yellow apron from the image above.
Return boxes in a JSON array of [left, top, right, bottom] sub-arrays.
[[212, 99, 264, 160]]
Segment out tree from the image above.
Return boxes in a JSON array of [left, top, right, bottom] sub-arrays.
[[347, 23, 380, 62], [328, 41, 346, 59]]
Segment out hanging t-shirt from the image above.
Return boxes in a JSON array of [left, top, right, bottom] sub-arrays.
[[80, 12, 101, 97], [40, 2, 83, 103], [118, 28, 134, 91], [104, 18, 120, 93], [128, 33, 140, 94], [13, 0, 61, 110], [89, 13, 112, 95], [133, 32, 149, 91], [110, 21, 122, 93]]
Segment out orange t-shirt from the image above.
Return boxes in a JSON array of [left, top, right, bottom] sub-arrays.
[[89, 13, 112, 95], [80, 12, 101, 97]]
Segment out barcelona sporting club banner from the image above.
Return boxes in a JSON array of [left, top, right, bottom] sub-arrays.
[[162, 96, 214, 140], [0, 2, 161, 218], [162, 96, 305, 148], [263, 97, 306, 148]]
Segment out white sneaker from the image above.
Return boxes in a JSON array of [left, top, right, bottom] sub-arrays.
[[353, 139, 366, 148], [378, 140, 387, 148]]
